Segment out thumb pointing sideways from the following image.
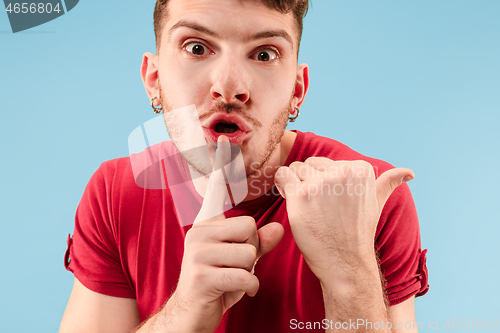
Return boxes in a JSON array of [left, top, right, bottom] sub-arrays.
[[194, 135, 232, 224], [273, 164, 414, 214], [375, 167, 415, 212]]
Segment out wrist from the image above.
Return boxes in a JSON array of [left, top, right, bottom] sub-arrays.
[[320, 258, 387, 304], [320, 264, 389, 325], [159, 292, 193, 333], [161, 290, 219, 333], [316, 251, 380, 287]]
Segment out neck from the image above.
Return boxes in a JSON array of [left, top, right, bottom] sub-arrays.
[[241, 130, 297, 202]]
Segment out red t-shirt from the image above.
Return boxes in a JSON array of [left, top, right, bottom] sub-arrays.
[[64, 130, 429, 332]]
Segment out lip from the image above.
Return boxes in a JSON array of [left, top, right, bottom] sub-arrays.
[[202, 127, 249, 145], [202, 112, 252, 145]]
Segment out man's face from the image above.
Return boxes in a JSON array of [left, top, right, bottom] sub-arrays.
[[157, 0, 301, 177]]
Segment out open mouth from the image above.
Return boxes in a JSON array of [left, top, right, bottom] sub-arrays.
[[214, 121, 240, 134], [202, 112, 251, 144]]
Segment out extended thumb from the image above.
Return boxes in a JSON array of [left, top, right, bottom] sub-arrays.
[[375, 167, 414, 211]]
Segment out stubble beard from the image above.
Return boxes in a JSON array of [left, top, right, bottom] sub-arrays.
[[159, 80, 293, 180], [245, 99, 291, 178]]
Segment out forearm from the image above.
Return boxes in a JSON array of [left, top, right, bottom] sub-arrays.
[[322, 256, 390, 333]]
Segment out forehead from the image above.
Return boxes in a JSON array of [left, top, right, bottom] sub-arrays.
[[164, 0, 297, 45]]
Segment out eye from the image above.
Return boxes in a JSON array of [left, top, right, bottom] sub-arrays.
[[184, 42, 211, 56], [252, 48, 280, 62]]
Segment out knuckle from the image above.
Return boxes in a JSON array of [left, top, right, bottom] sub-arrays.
[[189, 267, 209, 286], [289, 161, 303, 169], [184, 227, 200, 244], [185, 223, 215, 242], [304, 156, 319, 165], [288, 161, 304, 175], [242, 244, 257, 262], [305, 156, 331, 166], [242, 215, 256, 224], [239, 216, 257, 234], [275, 166, 286, 178], [355, 160, 372, 173], [190, 244, 209, 263]]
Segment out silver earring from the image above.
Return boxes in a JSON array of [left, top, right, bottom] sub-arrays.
[[289, 107, 300, 122], [151, 97, 163, 114]]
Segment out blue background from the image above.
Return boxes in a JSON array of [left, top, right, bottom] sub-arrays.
[[1, 0, 499, 331]]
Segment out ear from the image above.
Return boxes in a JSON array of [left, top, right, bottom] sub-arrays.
[[140, 52, 160, 101], [293, 63, 309, 109]]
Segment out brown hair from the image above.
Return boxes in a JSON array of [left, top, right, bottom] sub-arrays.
[[153, 0, 309, 54]]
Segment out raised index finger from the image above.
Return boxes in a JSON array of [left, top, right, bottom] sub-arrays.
[[194, 135, 232, 223]]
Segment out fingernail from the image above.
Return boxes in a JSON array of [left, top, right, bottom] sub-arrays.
[[217, 135, 228, 143], [402, 175, 414, 183]]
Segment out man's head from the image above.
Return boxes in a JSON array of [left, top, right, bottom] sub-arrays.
[[141, 0, 310, 178]]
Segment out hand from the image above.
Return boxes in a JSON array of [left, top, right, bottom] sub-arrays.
[[274, 157, 414, 285], [170, 135, 284, 333]]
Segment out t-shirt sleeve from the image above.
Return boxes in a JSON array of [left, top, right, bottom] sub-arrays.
[[64, 163, 136, 299], [375, 181, 429, 306]]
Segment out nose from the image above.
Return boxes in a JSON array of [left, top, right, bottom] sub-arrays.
[[210, 56, 250, 104]]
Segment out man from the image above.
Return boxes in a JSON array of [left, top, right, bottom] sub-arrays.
[[60, 0, 429, 332]]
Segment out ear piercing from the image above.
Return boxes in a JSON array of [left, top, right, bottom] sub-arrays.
[[151, 96, 163, 114], [289, 107, 300, 122]]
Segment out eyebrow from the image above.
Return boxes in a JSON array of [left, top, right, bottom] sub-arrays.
[[167, 20, 294, 50]]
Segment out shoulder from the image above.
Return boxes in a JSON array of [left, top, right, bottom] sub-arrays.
[[93, 140, 179, 190], [89, 156, 134, 191], [299, 131, 395, 177], [98, 156, 131, 176], [78, 156, 141, 217]]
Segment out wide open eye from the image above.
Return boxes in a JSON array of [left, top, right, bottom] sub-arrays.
[[252, 48, 280, 62], [184, 42, 211, 56]]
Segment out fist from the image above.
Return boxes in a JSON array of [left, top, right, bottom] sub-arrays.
[[274, 157, 414, 282]]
